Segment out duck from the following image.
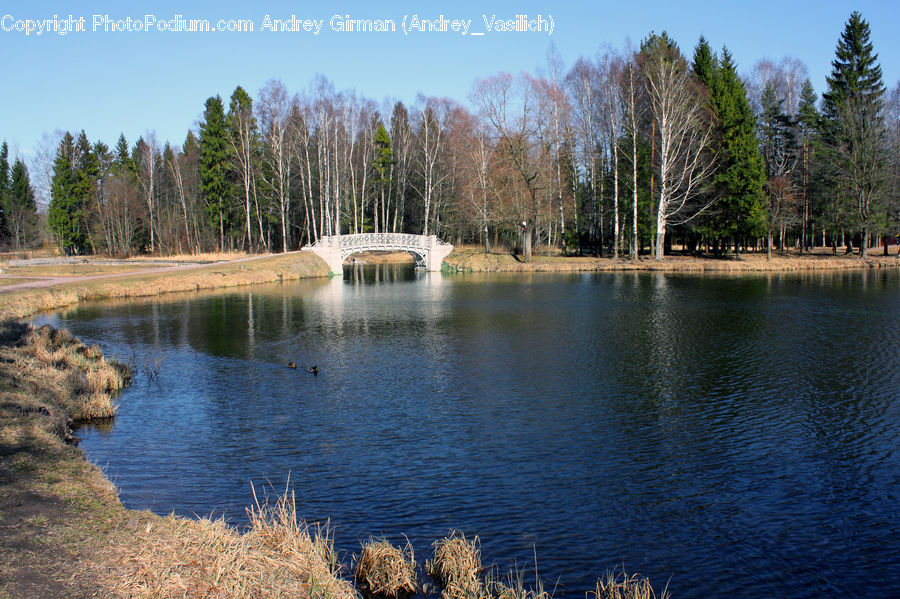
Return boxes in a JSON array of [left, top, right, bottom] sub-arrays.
[[288, 362, 296, 369], [307, 366, 319, 376]]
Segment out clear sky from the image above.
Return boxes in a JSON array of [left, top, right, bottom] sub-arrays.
[[1, 0, 897, 158]]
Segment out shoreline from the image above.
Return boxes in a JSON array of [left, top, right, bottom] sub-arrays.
[[443, 246, 900, 274]]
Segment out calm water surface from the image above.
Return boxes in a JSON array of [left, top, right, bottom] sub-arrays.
[[36, 266, 900, 598]]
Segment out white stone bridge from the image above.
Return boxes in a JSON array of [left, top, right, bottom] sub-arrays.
[[302, 233, 454, 276]]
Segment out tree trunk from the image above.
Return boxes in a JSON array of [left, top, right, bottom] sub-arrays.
[[524, 223, 533, 262]]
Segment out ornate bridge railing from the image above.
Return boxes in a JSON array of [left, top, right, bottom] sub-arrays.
[[302, 233, 454, 276], [306, 233, 450, 251]]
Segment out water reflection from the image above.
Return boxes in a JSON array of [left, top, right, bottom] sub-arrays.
[[34, 266, 900, 599]]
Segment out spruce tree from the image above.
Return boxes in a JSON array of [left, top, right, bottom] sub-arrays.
[[692, 36, 718, 89], [690, 37, 720, 251], [6, 158, 37, 249], [694, 44, 767, 255], [0, 141, 9, 242], [114, 133, 135, 175], [199, 96, 229, 251], [822, 11, 887, 257], [49, 132, 84, 254], [372, 122, 393, 233], [797, 80, 821, 251]]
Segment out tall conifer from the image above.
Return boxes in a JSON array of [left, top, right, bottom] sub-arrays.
[[199, 96, 229, 251], [823, 11, 887, 257]]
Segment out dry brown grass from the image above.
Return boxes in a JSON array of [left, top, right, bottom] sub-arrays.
[[115, 484, 358, 599], [18, 323, 130, 420], [0, 251, 331, 320], [355, 538, 418, 599], [592, 568, 670, 599], [125, 251, 250, 263], [445, 246, 900, 274], [428, 531, 485, 599]]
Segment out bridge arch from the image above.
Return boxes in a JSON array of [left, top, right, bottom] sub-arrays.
[[302, 233, 453, 277]]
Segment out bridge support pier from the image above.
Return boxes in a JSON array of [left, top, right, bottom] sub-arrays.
[[304, 238, 345, 276]]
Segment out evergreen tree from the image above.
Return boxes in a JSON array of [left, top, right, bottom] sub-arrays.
[[822, 11, 888, 257], [690, 37, 720, 251], [797, 80, 820, 251], [823, 11, 884, 122], [199, 96, 229, 251], [372, 122, 394, 233], [694, 43, 767, 255], [0, 141, 9, 242], [48, 132, 85, 254], [6, 158, 38, 249], [691, 36, 718, 89], [114, 133, 135, 175]]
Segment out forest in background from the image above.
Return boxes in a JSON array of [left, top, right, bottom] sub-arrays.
[[2, 11, 898, 261]]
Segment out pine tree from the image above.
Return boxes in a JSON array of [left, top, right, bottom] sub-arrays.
[[822, 11, 888, 257], [199, 96, 229, 251]]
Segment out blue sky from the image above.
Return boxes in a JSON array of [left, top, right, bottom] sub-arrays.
[[1, 0, 897, 158]]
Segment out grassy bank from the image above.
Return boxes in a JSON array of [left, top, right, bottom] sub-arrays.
[[0, 251, 331, 320], [444, 246, 900, 274]]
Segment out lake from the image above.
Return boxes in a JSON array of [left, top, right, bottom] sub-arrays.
[[35, 265, 900, 598]]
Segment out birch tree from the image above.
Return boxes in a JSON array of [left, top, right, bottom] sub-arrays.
[[227, 86, 259, 250], [599, 50, 625, 257], [257, 79, 295, 252], [640, 34, 716, 260]]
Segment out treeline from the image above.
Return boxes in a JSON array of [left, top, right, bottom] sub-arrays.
[[8, 11, 899, 260]]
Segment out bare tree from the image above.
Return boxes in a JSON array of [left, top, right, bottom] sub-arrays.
[[746, 57, 809, 115], [226, 86, 259, 250], [543, 43, 570, 246], [566, 58, 602, 253], [413, 96, 452, 236], [471, 73, 548, 261], [30, 130, 65, 212], [623, 56, 643, 260], [257, 79, 296, 252], [599, 50, 626, 258], [134, 133, 160, 253], [389, 102, 414, 233]]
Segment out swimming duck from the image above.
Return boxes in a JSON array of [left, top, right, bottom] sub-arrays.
[[288, 362, 296, 369], [307, 366, 318, 376]]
